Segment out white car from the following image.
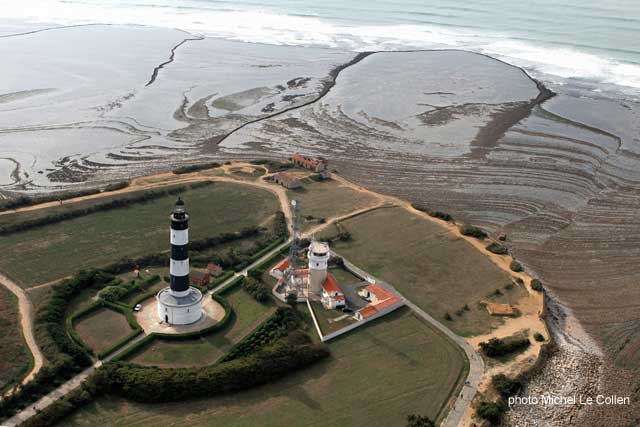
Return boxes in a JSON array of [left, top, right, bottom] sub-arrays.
[[133, 304, 142, 312]]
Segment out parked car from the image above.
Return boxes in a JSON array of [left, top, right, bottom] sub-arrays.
[[134, 304, 143, 312]]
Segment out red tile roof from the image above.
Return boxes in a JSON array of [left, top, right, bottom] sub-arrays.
[[322, 273, 343, 295], [365, 284, 396, 301], [356, 305, 378, 319], [272, 257, 290, 272]]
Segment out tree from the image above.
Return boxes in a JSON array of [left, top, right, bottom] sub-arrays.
[[286, 292, 298, 308], [406, 414, 435, 427]]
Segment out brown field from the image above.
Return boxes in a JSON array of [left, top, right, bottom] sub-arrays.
[[286, 178, 379, 229], [63, 308, 466, 427], [0, 286, 31, 391], [323, 207, 521, 336], [73, 308, 133, 354]]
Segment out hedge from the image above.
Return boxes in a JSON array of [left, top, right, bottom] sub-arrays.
[[221, 307, 300, 362], [0, 186, 186, 235], [97, 329, 144, 360], [65, 301, 103, 355], [459, 224, 488, 239], [111, 294, 233, 361], [128, 289, 159, 308], [172, 162, 221, 174], [21, 334, 329, 426], [0, 181, 129, 212], [486, 242, 508, 255], [102, 334, 327, 403], [215, 275, 244, 296]]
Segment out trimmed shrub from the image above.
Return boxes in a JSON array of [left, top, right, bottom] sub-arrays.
[[491, 374, 522, 398], [531, 279, 543, 292], [486, 242, 508, 255], [479, 337, 530, 358], [510, 260, 523, 272], [476, 400, 505, 424], [459, 224, 488, 239], [242, 277, 270, 303]]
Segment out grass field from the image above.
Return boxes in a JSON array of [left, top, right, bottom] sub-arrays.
[[322, 207, 517, 336], [64, 309, 465, 427], [286, 178, 379, 229], [62, 308, 466, 427], [128, 288, 274, 367], [0, 286, 31, 391], [74, 308, 133, 354], [0, 182, 279, 287]]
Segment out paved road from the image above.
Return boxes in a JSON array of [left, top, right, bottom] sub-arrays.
[[338, 253, 483, 427], [0, 273, 44, 391]]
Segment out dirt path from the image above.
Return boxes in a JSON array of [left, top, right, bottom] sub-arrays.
[[0, 273, 44, 390]]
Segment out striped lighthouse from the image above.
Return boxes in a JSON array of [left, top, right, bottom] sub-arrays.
[[156, 197, 203, 325], [170, 198, 190, 297]]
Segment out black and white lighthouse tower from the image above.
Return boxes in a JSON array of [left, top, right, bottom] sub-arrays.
[[169, 198, 190, 296], [156, 198, 203, 325]]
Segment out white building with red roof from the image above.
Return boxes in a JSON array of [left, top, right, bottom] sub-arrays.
[[355, 284, 404, 321], [321, 273, 346, 309]]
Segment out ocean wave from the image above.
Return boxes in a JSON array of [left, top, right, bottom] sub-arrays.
[[2, 0, 639, 96]]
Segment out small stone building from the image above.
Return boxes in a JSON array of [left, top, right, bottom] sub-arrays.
[[207, 263, 223, 277], [272, 172, 302, 189], [292, 153, 327, 172], [191, 270, 210, 287]]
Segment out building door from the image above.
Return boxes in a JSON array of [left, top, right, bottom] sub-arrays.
[[165, 315, 169, 323]]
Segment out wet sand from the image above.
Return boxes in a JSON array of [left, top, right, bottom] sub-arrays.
[[1, 24, 640, 425]]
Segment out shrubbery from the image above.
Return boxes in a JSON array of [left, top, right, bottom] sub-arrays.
[[475, 400, 505, 425], [0, 186, 185, 236], [534, 332, 545, 342], [510, 260, 523, 272], [486, 242, 508, 255], [531, 279, 543, 292], [172, 162, 221, 174], [242, 277, 270, 303], [459, 224, 488, 239], [222, 307, 301, 362], [491, 374, 523, 398], [21, 334, 329, 426], [412, 204, 454, 222], [479, 337, 530, 358], [0, 182, 129, 212]]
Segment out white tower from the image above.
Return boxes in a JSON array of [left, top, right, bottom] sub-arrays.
[[308, 240, 330, 295], [156, 198, 203, 325]]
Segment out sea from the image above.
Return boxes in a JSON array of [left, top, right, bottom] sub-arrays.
[[2, 0, 640, 101]]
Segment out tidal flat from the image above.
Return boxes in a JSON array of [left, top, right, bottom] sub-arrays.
[[2, 22, 640, 425]]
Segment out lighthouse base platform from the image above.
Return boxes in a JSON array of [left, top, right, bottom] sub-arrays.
[[135, 288, 225, 334], [156, 286, 204, 325]]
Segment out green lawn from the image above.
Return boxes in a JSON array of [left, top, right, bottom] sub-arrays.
[[286, 178, 379, 229], [0, 182, 279, 287], [74, 308, 133, 354], [309, 301, 356, 335], [62, 308, 465, 427], [128, 288, 275, 368], [323, 207, 516, 336], [0, 286, 31, 391]]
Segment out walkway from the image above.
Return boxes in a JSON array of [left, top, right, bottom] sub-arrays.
[[0, 273, 44, 391]]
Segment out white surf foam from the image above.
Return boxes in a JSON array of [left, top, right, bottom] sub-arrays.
[[2, 0, 640, 96]]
